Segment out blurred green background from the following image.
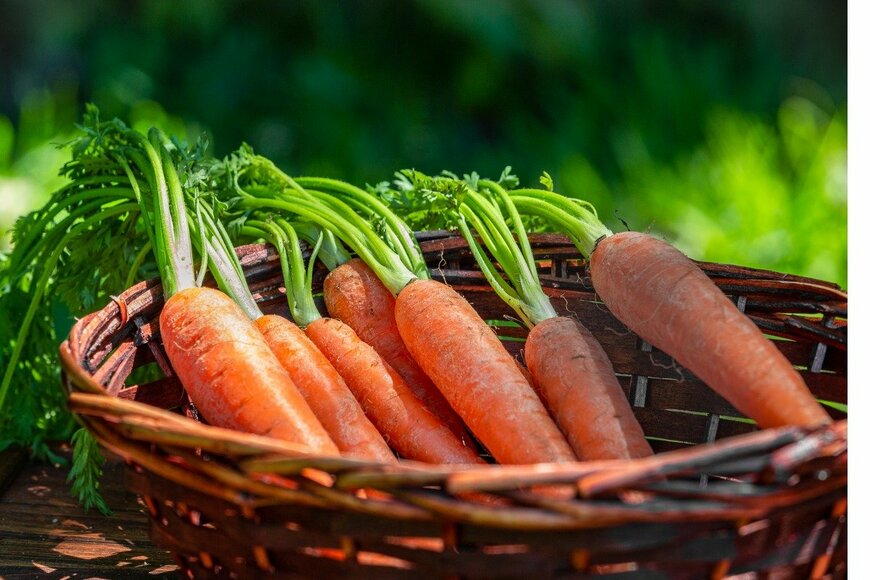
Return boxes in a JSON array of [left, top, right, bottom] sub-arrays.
[[0, 0, 847, 286]]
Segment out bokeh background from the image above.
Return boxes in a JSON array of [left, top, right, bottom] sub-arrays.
[[0, 0, 847, 286]]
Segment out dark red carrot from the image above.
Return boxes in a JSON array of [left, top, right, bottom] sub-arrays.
[[306, 316, 483, 464], [323, 257, 472, 442], [509, 189, 832, 430]]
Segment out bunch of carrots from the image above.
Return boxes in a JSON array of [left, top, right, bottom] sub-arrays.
[[6, 113, 834, 494]]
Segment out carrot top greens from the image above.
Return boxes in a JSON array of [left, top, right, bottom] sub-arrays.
[[506, 188, 612, 258], [212, 146, 425, 296], [457, 180, 558, 328], [0, 108, 218, 513], [239, 217, 324, 327]]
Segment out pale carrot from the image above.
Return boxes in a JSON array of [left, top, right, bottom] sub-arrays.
[[590, 231, 831, 429], [395, 278, 578, 464], [525, 316, 652, 459]]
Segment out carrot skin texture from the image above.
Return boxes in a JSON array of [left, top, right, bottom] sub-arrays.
[[255, 315, 397, 463], [590, 232, 831, 429], [323, 259, 472, 442], [526, 316, 653, 460], [305, 317, 483, 465], [395, 279, 578, 464], [159, 287, 339, 454]]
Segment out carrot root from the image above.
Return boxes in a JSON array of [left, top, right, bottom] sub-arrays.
[[323, 258, 473, 443], [305, 316, 482, 465], [160, 287, 338, 454], [395, 279, 577, 465], [525, 316, 652, 460], [255, 314, 397, 463], [590, 232, 831, 429]]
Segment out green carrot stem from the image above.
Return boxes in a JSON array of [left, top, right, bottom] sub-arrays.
[[288, 221, 350, 271], [295, 176, 428, 280], [147, 129, 195, 298], [198, 202, 248, 288], [456, 216, 530, 326], [235, 195, 416, 295], [458, 187, 556, 327], [507, 190, 612, 257], [123, 240, 153, 289], [237, 180, 387, 269], [192, 202, 211, 287], [0, 203, 140, 410], [185, 200, 261, 321], [242, 218, 322, 327]]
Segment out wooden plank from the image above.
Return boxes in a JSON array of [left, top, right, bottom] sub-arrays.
[[0, 447, 177, 577]]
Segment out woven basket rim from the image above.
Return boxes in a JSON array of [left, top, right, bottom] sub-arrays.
[[59, 233, 848, 532]]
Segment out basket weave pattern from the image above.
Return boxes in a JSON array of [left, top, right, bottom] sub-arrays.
[[60, 233, 847, 579]]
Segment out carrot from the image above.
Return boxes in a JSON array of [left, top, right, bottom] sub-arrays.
[[292, 176, 578, 464], [509, 188, 832, 430], [188, 207, 395, 462], [223, 162, 575, 464], [160, 288, 337, 452], [255, 314, 397, 462], [454, 182, 651, 460], [323, 257, 473, 442], [525, 316, 652, 459], [395, 279, 578, 464], [590, 231, 831, 429], [235, 214, 478, 464], [306, 316, 483, 464], [141, 129, 337, 454]]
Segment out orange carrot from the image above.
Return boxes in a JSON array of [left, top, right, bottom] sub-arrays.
[[323, 257, 472, 442], [305, 316, 483, 465], [395, 279, 578, 464], [452, 182, 650, 461], [509, 189, 832, 429], [160, 287, 339, 453], [227, 171, 575, 464], [137, 129, 338, 455], [590, 231, 831, 429], [525, 316, 652, 459], [236, 215, 479, 465], [197, 212, 397, 463], [254, 314, 397, 462]]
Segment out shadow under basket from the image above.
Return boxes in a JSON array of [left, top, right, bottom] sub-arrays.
[[60, 233, 847, 579]]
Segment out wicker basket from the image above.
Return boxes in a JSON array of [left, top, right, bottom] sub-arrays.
[[60, 232, 847, 579]]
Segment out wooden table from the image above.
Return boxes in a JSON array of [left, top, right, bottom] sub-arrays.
[[0, 447, 178, 578]]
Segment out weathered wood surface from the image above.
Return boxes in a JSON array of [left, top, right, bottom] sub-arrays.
[[0, 447, 177, 578]]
